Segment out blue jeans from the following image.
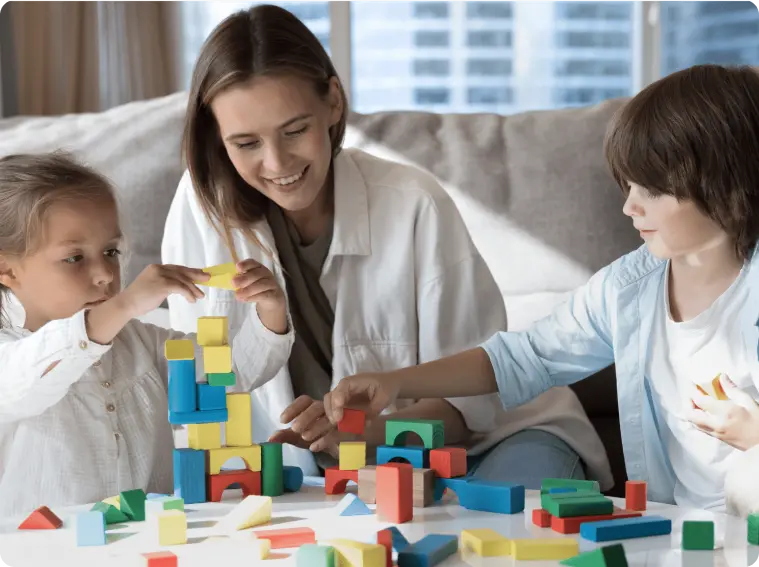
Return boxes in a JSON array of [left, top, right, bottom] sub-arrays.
[[465, 429, 585, 489]]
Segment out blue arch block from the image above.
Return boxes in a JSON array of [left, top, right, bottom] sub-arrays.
[[433, 478, 524, 514], [376, 445, 429, 469]]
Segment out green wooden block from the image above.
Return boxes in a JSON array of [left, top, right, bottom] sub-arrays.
[[560, 543, 629, 567], [682, 521, 714, 550], [385, 419, 444, 449], [90, 501, 129, 525], [296, 544, 336, 567], [208, 372, 236, 387], [540, 490, 600, 509], [541, 478, 601, 494], [748, 513, 759, 545], [544, 495, 614, 518], [262, 442, 284, 496], [119, 489, 146, 521]]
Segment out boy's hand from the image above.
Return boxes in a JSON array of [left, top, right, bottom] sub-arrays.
[[120, 264, 208, 318], [232, 259, 288, 334], [323, 373, 400, 425], [688, 373, 759, 451]]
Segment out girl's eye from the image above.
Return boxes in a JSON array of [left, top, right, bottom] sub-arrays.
[[285, 125, 309, 137], [63, 255, 83, 264], [105, 248, 122, 258], [236, 140, 261, 150]]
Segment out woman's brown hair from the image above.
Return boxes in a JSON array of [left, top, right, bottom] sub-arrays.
[[183, 4, 349, 261], [604, 64, 759, 261]]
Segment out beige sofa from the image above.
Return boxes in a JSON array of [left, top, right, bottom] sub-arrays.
[[0, 92, 641, 495]]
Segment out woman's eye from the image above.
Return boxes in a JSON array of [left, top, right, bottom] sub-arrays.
[[236, 140, 261, 150], [286, 126, 309, 137]]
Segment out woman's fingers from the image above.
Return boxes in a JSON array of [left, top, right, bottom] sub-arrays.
[[280, 395, 314, 424]]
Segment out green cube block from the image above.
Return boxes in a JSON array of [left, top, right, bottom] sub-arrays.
[[90, 501, 129, 525], [296, 544, 336, 567], [541, 478, 601, 494], [544, 495, 614, 518], [208, 372, 236, 387], [119, 489, 146, 521], [560, 543, 629, 567], [385, 419, 444, 449], [682, 521, 714, 550], [262, 442, 284, 497]]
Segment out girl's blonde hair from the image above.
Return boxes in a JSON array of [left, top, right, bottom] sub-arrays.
[[0, 152, 117, 328]]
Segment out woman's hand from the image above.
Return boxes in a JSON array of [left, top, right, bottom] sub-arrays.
[[232, 259, 288, 334], [268, 395, 343, 457]]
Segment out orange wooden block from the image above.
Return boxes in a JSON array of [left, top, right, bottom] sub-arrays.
[[142, 551, 178, 567], [18, 506, 63, 530], [208, 470, 261, 502], [551, 508, 642, 534], [376, 462, 413, 524], [338, 408, 366, 435], [377, 529, 393, 567], [325, 467, 359, 495], [252, 527, 316, 549], [429, 447, 467, 478], [532, 508, 552, 528], [625, 480, 647, 511]]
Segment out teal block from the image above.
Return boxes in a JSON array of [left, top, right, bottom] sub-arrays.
[[76, 511, 106, 546]]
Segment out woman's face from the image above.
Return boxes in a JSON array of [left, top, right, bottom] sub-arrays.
[[211, 74, 342, 213]]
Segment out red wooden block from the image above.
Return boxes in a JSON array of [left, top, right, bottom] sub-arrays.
[[626, 480, 647, 511], [429, 447, 467, 478], [532, 508, 552, 528], [376, 462, 413, 524], [338, 408, 366, 435], [18, 506, 63, 530], [551, 508, 642, 534], [325, 467, 358, 495], [208, 469, 261, 502], [377, 529, 393, 567], [142, 551, 178, 567], [252, 527, 316, 549]]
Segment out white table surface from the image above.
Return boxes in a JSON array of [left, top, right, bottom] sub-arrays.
[[1, 480, 757, 567]]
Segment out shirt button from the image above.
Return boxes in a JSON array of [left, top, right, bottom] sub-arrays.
[[106, 403, 115, 412], [79, 340, 88, 350], [114, 432, 120, 440], [93, 360, 101, 368], [102, 381, 111, 389]]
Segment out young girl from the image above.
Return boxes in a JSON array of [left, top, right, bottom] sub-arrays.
[[324, 64, 759, 514], [0, 152, 289, 518]]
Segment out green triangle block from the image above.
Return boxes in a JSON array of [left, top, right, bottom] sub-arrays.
[[90, 501, 129, 524], [119, 489, 146, 521], [560, 543, 628, 567]]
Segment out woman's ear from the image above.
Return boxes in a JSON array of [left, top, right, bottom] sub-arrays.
[[0, 257, 18, 290], [327, 76, 344, 127]]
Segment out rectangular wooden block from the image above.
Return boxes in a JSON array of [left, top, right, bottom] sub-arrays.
[[749, 513, 759, 545], [208, 445, 262, 474], [226, 393, 252, 447], [456, 479, 526, 515], [412, 468, 435, 507], [580, 515, 672, 542], [377, 530, 393, 567], [429, 447, 467, 478], [339, 441, 366, 471], [168, 408, 228, 425], [683, 520, 714, 550], [168, 359, 196, 413], [511, 538, 579, 561], [204, 345, 232, 374], [295, 544, 336, 567], [253, 527, 315, 549], [358, 466, 377, 504], [541, 478, 600, 494], [544, 494, 614, 518], [164, 339, 195, 361], [461, 528, 511, 557], [532, 508, 552, 528], [158, 510, 187, 545], [338, 408, 366, 435], [173, 448, 206, 504], [188, 422, 222, 450], [551, 508, 642, 534], [142, 551, 178, 567], [540, 490, 600, 509], [197, 316, 228, 346], [197, 383, 227, 411], [397, 534, 457, 566], [76, 511, 106, 546], [198, 262, 238, 290], [208, 371, 236, 387], [385, 418, 444, 449], [625, 480, 647, 511], [377, 462, 413, 524]]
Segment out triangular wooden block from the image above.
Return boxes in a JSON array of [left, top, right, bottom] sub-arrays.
[[91, 501, 129, 524], [335, 494, 372, 516], [120, 489, 147, 521], [216, 495, 272, 532], [196, 262, 238, 290], [18, 506, 63, 530], [560, 543, 629, 567]]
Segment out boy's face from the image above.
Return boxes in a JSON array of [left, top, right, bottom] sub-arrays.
[[0, 197, 123, 332], [622, 182, 729, 260]]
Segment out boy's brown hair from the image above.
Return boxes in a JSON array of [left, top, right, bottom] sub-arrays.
[[604, 64, 759, 260]]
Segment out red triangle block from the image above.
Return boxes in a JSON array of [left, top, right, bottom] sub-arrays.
[[18, 506, 63, 530]]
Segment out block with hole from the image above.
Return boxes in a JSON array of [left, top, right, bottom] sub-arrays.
[[208, 470, 261, 502], [18, 506, 63, 530], [325, 466, 358, 495], [682, 520, 714, 551], [338, 408, 366, 435], [207, 445, 261, 474], [197, 316, 228, 346], [461, 528, 511, 557], [339, 441, 367, 471], [385, 418, 444, 449], [376, 445, 429, 469]]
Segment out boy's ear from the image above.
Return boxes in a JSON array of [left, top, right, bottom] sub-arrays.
[[0, 257, 18, 290]]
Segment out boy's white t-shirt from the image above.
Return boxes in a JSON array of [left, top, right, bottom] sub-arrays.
[[647, 262, 752, 511]]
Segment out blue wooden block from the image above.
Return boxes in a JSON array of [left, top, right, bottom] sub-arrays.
[[147, 493, 169, 500], [458, 479, 525, 514], [549, 487, 578, 495], [283, 465, 304, 492], [76, 511, 106, 546], [433, 477, 469, 501], [335, 493, 372, 516], [173, 448, 206, 504], [398, 534, 458, 567], [196, 383, 227, 411], [376, 445, 429, 469], [580, 515, 672, 542], [168, 408, 228, 425], [385, 526, 409, 552], [168, 359, 196, 413]]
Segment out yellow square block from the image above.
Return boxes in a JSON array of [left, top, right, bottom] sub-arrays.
[[226, 393, 252, 447], [188, 422, 222, 450], [339, 442, 366, 471], [461, 529, 510, 557], [324, 539, 386, 567], [158, 510, 187, 546], [204, 345, 232, 374], [511, 538, 578, 561], [697, 374, 729, 400], [196, 262, 238, 290], [197, 316, 229, 347], [164, 339, 195, 361], [208, 445, 261, 474]]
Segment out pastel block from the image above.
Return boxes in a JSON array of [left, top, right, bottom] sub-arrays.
[[339, 441, 367, 470], [511, 538, 579, 561], [376, 445, 428, 469], [90, 501, 129, 524], [338, 408, 366, 435], [296, 544, 336, 567], [334, 493, 373, 516], [261, 442, 284, 496], [208, 372, 236, 387], [682, 520, 714, 550], [76, 511, 106, 546], [197, 316, 228, 347], [461, 528, 511, 556], [167, 359, 196, 413], [18, 506, 63, 529], [173, 448, 207, 504], [541, 478, 601, 494], [252, 526, 316, 548], [203, 345, 232, 373], [197, 383, 227, 411], [188, 422, 222, 450], [551, 508, 642, 534], [226, 393, 252, 446], [255, 539, 271, 559], [358, 466, 377, 504], [146, 496, 184, 514], [580, 515, 672, 542], [457, 479, 526, 515], [198, 262, 238, 290], [560, 543, 629, 566], [412, 468, 435, 507], [283, 465, 304, 492], [397, 534, 458, 567], [103, 495, 121, 508], [164, 339, 195, 361], [326, 539, 386, 567], [208, 445, 261, 474], [385, 419, 444, 449], [142, 551, 178, 567], [158, 510, 187, 546], [208, 470, 261, 501], [429, 447, 467, 478], [215, 495, 272, 532], [120, 489, 146, 521], [169, 408, 228, 425]]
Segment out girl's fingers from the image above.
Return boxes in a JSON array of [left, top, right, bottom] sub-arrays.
[[168, 273, 205, 300], [280, 395, 315, 424], [309, 431, 339, 454], [235, 281, 279, 302], [236, 259, 265, 274], [301, 416, 335, 442], [232, 266, 271, 288]]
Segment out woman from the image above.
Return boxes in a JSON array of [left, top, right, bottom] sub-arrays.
[[161, 4, 612, 489]]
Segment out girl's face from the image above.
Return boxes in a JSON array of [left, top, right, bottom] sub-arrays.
[[0, 197, 122, 331], [211, 74, 343, 215]]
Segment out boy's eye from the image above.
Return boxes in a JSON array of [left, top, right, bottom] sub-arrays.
[[105, 248, 122, 258], [285, 125, 309, 137], [63, 255, 83, 264]]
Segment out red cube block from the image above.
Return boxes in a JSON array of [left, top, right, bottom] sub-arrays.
[[376, 462, 413, 524], [338, 408, 366, 435], [429, 447, 467, 478], [142, 551, 178, 567], [532, 508, 552, 528]]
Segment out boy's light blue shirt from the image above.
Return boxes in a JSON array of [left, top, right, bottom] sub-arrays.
[[482, 244, 759, 504]]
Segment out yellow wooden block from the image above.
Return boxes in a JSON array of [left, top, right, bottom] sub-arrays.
[[103, 495, 120, 509], [216, 495, 272, 532], [158, 510, 187, 546], [208, 445, 261, 474], [226, 393, 252, 447], [339, 442, 366, 471], [511, 538, 579, 561], [324, 539, 386, 567], [197, 316, 229, 347], [461, 529, 511, 557], [196, 262, 238, 290], [204, 345, 232, 374], [188, 422, 222, 450], [164, 339, 195, 361], [255, 539, 271, 559], [697, 374, 729, 401]]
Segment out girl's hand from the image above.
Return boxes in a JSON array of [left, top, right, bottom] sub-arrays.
[[324, 373, 400, 425], [232, 259, 288, 334], [120, 264, 208, 318]]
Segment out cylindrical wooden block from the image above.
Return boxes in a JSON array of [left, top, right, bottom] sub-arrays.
[[625, 480, 647, 511], [261, 442, 284, 496]]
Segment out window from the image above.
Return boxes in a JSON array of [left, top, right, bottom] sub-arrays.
[[412, 2, 449, 18], [414, 31, 450, 48], [558, 31, 630, 49], [414, 88, 450, 105], [413, 59, 450, 77], [468, 87, 513, 105], [557, 2, 631, 20], [467, 59, 512, 77], [555, 88, 628, 105], [556, 60, 630, 77], [466, 2, 513, 19], [467, 31, 512, 48]]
